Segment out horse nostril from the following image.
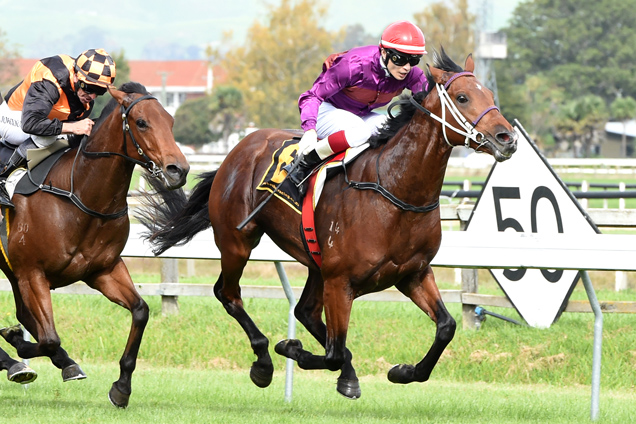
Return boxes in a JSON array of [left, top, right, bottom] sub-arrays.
[[497, 132, 513, 144], [166, 164, 184, 180]]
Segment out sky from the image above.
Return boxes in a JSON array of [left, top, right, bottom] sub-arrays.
[[1, 0, 522, 60]]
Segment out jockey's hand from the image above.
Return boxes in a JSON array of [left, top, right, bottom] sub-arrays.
[[62, 119, 95, 136], [298, 129, 317, 155]]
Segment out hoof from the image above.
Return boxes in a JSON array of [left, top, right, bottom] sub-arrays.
[[62, 364, 87, 382], [388, 364, 415, 384], [337, 377, 361, 399], [7, 362, 37, 384], [108, 383, 130, 409], [250, 361, 274, 388], [0, 325, 23, 342], [274, 339, 303, 359]]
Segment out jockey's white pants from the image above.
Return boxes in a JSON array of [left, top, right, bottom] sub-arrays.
[[0, 102, 57, 148], [313, 102, 387, 159]]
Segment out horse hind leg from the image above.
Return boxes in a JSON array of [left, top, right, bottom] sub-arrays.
[[0, 346, 37, 384], [4, 283, 85, 381], [275, 269, 361, 399], [389, 267, 456, 384], [214, 264, 274, 388]]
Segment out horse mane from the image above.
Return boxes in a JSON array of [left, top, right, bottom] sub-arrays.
[[369, 47, 464, 148], [94, 81, 150, 127]]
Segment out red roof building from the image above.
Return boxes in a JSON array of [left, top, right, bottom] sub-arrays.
[[6, 58, 226, 116]]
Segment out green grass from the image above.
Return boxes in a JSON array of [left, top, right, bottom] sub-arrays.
[[0, 363, 634, 423]]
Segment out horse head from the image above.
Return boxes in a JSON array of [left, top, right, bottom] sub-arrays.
[[426, 50, 517, 162], [108, 84, 190, 189]]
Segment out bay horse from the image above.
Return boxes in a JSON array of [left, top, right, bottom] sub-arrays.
[[139, 50, 517, 398], [0, 82, 189, 407]]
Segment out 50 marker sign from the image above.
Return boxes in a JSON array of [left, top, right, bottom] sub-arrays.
[[493, 186, 563, 283], [465, 123, 598, 327]]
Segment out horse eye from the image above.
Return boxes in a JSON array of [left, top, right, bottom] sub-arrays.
[[136, 119, 148, 129], [457, 94, 468, 104]]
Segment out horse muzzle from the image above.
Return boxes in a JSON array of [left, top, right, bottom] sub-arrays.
[[162, 162, 190, 189], [485, 128, 518, 162]]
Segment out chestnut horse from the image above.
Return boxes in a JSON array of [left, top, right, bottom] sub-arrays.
[[140, 51, 517, 398], [0, 82, 189, 407]]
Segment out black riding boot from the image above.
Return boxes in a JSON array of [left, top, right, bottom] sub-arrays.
[[0, 145, 28, 207], [287, 149, 322, 196]]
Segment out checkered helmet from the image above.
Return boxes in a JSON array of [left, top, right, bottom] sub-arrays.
[[74, 48, 116, 87]]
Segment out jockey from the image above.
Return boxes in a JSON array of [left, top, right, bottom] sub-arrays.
[[0, 48, 116, 206], [290, 20, 429, 195]]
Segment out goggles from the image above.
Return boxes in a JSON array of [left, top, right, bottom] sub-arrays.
[[387, 49, 422, 67], [78, 80, 107, 96]]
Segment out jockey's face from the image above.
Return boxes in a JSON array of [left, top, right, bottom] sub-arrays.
[[381, 48, 418, 81], [73, 74, 99, 104]]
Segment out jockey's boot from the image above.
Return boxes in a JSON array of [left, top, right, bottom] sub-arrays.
[[0, 141, 30, 208], [288, 149, 322, 196]]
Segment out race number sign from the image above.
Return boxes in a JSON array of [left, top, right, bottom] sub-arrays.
[[465, 123, 599, 328]]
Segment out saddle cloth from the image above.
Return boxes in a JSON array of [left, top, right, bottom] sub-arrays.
[[256, 138, 370, 213]]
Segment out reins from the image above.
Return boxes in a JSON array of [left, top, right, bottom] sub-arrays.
[[35, 94, 160, 219], [342, 144, 440, 213], [345, 71, 498, 214]]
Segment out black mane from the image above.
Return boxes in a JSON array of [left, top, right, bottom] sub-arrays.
[[94, 81, 150, 126], [369, 48, 464, 147]]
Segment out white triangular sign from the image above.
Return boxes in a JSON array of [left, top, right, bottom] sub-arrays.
[[465, 123, 599, 328]]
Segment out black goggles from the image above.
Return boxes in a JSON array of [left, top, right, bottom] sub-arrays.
[[387, 49, 422, 67], [78, 80, 107, 96]]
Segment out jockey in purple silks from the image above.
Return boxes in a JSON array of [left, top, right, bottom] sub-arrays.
[[289, 20, 430, 194]]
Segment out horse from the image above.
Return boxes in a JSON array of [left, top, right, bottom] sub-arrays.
[[138, 50, 517, 398], [0, 346, 37, 384], [0, 82, 189, 407]]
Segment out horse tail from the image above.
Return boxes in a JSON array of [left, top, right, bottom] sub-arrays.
[[136, 170, 217, 255]]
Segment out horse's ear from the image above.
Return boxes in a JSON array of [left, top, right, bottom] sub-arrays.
[[108, 86, 126, 105], [464, 53, 475, 73], [429, 65, 445, 84]]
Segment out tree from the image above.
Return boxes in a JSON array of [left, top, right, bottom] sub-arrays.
[[502, 0, 636, 104], [610, 96, 636, 157], [221, 0, 337, 128], [334, 24, 375, 52], [173, 96, 214, 146], [172, 85, 244, 147], [0, 29, 21, 94], [554, 95, 608, 158], [413, 0, 476, 64]]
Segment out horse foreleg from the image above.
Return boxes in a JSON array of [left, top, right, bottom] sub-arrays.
[[389, 266, 456, 384], [276, 269, 360, 398], [0, 346, 37, 384], [214, 269, 274, 388], [88, 259, 149, 408]]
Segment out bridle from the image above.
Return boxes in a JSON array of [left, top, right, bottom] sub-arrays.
[[36, 94, 163, 219], [389, 71, 499, 150], [82, 94, 165, 180]]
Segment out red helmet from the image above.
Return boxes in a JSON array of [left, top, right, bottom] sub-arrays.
[[380, 21, 427, 55]]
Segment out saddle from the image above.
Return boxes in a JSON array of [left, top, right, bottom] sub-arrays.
[[0, 139, 71, 197], [257, 138, 370, 267]]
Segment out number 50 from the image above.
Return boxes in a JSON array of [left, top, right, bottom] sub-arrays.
[[492, 186, 564, 283]]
